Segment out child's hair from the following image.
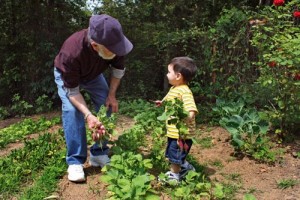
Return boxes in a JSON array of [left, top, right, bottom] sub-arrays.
[[170, 56, 197, 82]]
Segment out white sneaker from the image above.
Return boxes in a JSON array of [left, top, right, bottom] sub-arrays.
[[67, 164, 85, 182], [158, 171, 180, 185], [89, 154, 110, 168]]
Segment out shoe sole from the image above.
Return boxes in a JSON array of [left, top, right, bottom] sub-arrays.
[[89, 161, 101, 167], [68, 176, 86, 182]]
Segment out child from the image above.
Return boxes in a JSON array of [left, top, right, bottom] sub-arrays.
[[155, 56, 198, 183]]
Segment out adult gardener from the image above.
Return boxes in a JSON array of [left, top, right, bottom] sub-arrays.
[[54, 14, 133, 182]]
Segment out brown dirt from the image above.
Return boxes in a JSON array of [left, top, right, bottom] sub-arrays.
[[1, 113, 300, 200]]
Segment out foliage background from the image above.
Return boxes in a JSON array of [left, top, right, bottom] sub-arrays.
[[0, 0, 299, 134]]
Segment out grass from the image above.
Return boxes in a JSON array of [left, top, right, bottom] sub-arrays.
[[210, 159, 224, 168], [277, 178, 299, 189], [198, 136, 213, 148]]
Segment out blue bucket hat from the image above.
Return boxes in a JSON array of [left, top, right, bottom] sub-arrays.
[[89, 14, 133, 56]]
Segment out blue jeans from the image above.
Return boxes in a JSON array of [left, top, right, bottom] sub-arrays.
[[165, 138, 193, 165], [54, 68, 110, 165]]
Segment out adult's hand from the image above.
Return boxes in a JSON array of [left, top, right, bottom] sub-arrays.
[[106, 95, 118, 113], [86, 114, 106, 141]]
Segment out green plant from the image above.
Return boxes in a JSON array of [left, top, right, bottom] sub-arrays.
[[113, 124, 146, 153], [251, 0, 300, 135], [211, 159, 224, 168], [219, 108, 278, 163], [169, 171, 214, 199], [212, 98, 246, 120], [119, 99, 153, 117], [225, 173, 241, 182], [101, 152, 159, 200], [10, 93, 33, 116], [243, 193, 257, 200], [198, 136, 213, 148], [221, 182, 242, 199], [277, 178, 299, 189], [0, 106, 9, 119], [0, 116, 61, 148], [35, 94, 53, 113], [0, 130, 65, 199], [157, 98, 189, 138]]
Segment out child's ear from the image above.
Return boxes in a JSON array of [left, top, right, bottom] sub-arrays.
[[176, 73, 182, 80]]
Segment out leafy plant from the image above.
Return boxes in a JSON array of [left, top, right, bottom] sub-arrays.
[[113, 124, 146, 153], [101, 152, 159, 200], [10, 93, 33, 116], [212, 98, 246, 120], [251, 0, 300, 135], [0, 130, 65, 199], [219, 109, 278, 163], [34, 94, 53, 113], [157, 98, 189, 138], [243, 193, 257, 200], [0, 117, 61, 148], [0, 106, 9, 119], [169, 171, 213, 199]]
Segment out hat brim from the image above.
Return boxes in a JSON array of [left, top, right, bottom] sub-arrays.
[[106, 36, 133, 56]]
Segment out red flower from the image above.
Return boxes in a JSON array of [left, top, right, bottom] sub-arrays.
[[293, 11, 300, 18], [273, 0, 284, 6], [268, 61, 276, 67]]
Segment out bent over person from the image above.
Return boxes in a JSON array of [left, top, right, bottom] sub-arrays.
[[54, 14, 133, 182]]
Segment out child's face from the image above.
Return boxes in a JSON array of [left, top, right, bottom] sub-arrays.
[[166, 64, 180, 86]]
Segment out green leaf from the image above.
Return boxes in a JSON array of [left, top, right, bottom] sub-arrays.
[[244, 193, 257, 200], [157, 112, 167, 121]]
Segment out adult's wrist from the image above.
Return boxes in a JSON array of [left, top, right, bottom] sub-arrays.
[[84, 112, 92, 121]]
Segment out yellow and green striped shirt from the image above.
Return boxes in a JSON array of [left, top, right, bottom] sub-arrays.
[[163, 85, 198, 139]]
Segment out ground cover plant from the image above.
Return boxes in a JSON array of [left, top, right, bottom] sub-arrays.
[[0, 116, 60, 148], [0, 130, 66, 200]]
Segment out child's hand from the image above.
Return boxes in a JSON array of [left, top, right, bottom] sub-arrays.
[[153, 100, 162, 107], [177, 139, 189, 152]]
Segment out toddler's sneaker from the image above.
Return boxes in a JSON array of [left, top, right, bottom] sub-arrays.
[[89, 154, 110, 168], [67, 164, 85, 182], [179, 161, 195, 179], [159, 171, 180, 185]]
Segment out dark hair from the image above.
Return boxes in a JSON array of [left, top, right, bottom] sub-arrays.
[[170, 56, 197, 82]]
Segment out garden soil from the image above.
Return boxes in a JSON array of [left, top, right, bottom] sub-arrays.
[[1, 112, 299, 200]]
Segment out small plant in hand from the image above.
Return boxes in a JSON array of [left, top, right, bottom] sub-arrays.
[[93, 106, 117, 148], [157, 98, 189, 151]]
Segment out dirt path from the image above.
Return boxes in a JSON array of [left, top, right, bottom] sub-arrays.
[[193, 127, 300, 200]]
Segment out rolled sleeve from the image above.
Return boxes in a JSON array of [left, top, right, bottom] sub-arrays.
[[111, 67, 125, 79], [65, 86, 80, 97]]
